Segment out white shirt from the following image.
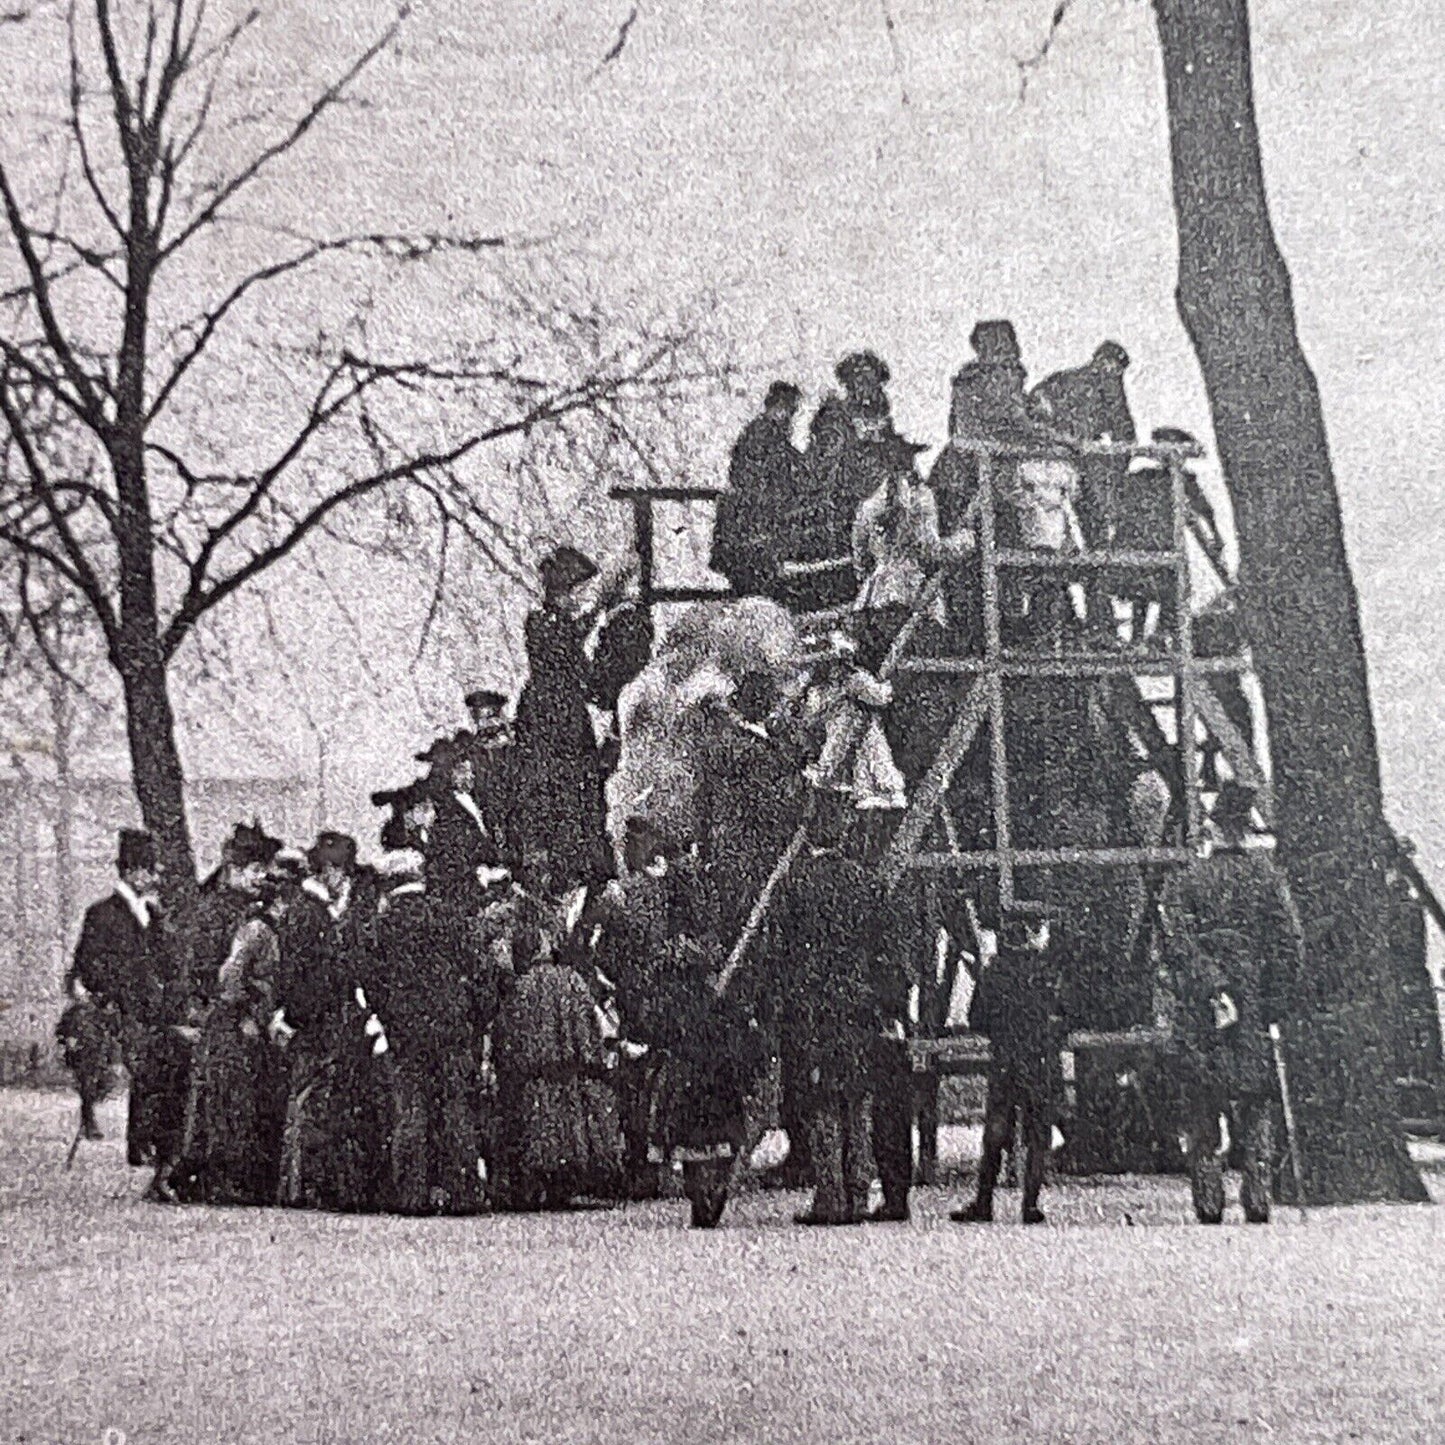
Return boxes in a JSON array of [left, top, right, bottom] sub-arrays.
[[453, 791, 487, 834], [114, 879, 153, 929]]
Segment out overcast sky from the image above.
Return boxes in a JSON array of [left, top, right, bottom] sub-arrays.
[[5, 0, 1443, 876]]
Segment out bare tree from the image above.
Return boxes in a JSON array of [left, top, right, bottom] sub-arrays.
[[0, 0, 716, 937], [1149, 0, 1424, 1202]]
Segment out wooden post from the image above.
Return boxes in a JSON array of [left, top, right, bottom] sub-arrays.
[[632, 495, 655, 608], [1170, 456, 1200, 848], [916, 875, 944, 1185], [880, 681, 987, 892], [978, 452, 1014, 907]]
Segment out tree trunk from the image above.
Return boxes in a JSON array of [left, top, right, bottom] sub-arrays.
[[118, 643, 198, 919], [1152, 0, 1425, 1202]]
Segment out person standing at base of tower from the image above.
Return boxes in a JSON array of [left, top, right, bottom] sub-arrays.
[[1159, 782, 1303, 1225], [951, 906, 1063, 1226]]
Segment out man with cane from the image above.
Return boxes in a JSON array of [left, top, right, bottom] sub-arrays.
[[1159, 782, 1306, 1224]]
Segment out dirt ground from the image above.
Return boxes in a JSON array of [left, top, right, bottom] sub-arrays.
[[3, 1089, 1443, 1445]]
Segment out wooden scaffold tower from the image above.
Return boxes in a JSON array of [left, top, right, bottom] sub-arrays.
[[612, 434, 1369, 1176]]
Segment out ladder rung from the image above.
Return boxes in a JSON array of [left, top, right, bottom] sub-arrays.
[[906, 846, 1194, 871], [900, 655, 1252, 679], [994, 549, 1181, 569]]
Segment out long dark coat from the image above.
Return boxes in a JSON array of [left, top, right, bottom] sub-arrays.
[[183, 911, 283, 1204], [426, 791, 505, 910], [711, 414, 802, 597], [67, 890, 186, 1163], [69, 892, 168, 1025], [274, 885, 361, 1209], [771, 848, 890, 1104], [1159, 847, 1304, 1099], [969, 939, 1064, 1100], [365, 885, 500, 1213], [492, 959, 624, 1205], [512, 605, 612, 890]]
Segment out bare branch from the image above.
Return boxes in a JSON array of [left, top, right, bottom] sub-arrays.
[[93, 0, 139, 167], [157, 7, 408, 264], [168, 5, 259, 171], [1017, 0, 1075, 101], [0, 163, 111, 429], [26, 228, 125, 290], [65, 6, 124, 237], [148, 231, 506, 422], [159, 379, 623, 657], [590, 4, 638, 79], [0, 378, 116, 638]]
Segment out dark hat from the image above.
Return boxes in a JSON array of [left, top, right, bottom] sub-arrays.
[[415, 731, 473, 767], [969, 320, 1022, 364], [117, 829, 157, 874], [763, 380, 802, 409], [1093, 339, 1131, 369], [223, 821, 283, 869], [463, 688, 507, 714], [539, 545, 599, 596], [835, 350, 890, 389], [1152, 425, 1198, 447], [307, 830, 357, 872], [269, 849, 308, 886]]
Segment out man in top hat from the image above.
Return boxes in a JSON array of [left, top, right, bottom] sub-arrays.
[[65, 829, 173, 1162], [952, 905, 1064, 1225], [711, 380, 804, 600], [1159, 781, 1304, 1224]]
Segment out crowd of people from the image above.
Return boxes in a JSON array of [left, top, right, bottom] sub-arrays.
[[57, 320, 1316, 1230]]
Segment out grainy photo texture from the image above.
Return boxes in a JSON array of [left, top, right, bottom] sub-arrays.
[[1, 2, 1442, 1441]]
